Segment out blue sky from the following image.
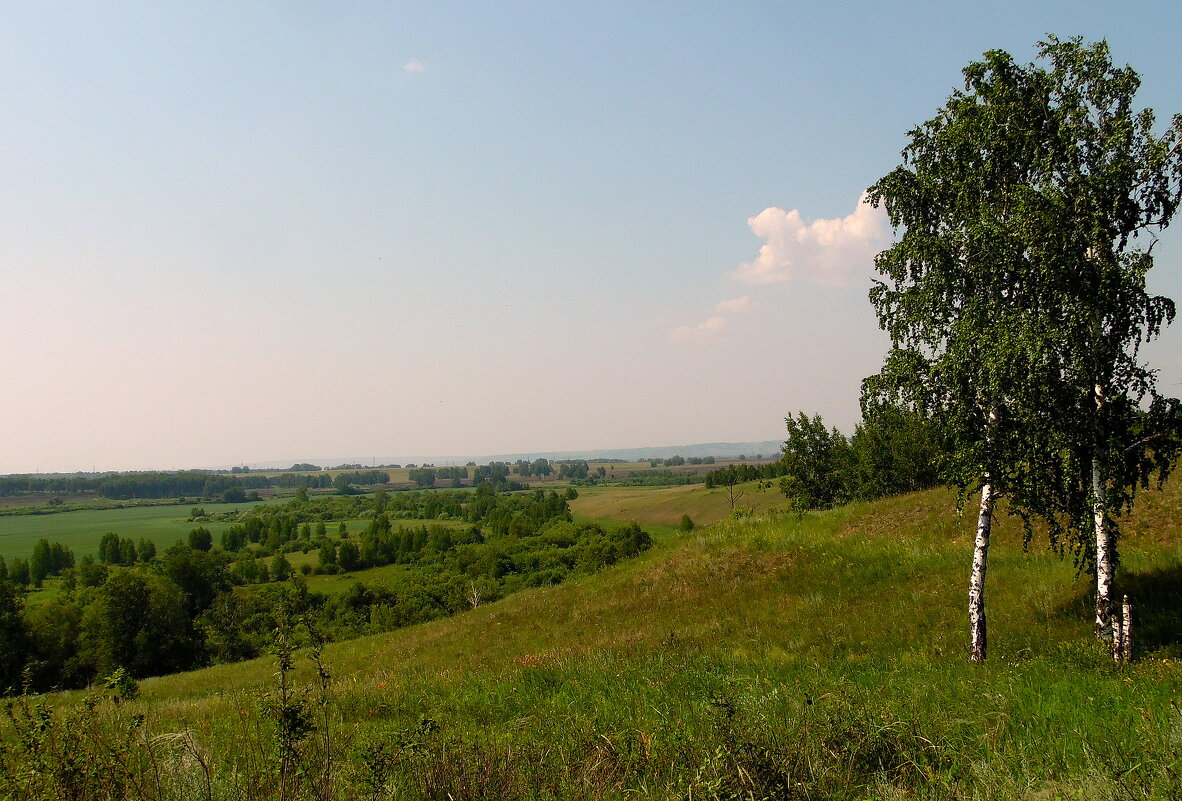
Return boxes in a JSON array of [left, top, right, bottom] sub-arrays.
[[2, 1, 1180, 472]]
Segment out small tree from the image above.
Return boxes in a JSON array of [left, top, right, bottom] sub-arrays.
[[0, 578, 29, 692], [409, 468, 437, 488], [188, 527, 213, 552], [710, 465, 746, 512], [779, 412, 851, 510], [270, 554, 293, 582], [337, 542, 361, 572], [8, 558, 30, 587], [136, 538, 156, 563], [78, 555, 109, 588], [29, 539, 52, 588], [847, 401, 943, 501], [118, 537, 137, 566], [317, 543, 338, 572], [220, 487, 247, 503], [98, 531, 122, 565]]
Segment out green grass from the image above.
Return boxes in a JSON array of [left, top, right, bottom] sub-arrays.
[[303, 561, 415, 595], [7, 482, 1182, 799], [569, 479, 787, 528]]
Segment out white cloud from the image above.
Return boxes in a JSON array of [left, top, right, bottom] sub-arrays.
[[715, 295, 753, 314], [403, 59, 428, 74], [730, 192, 888, 287], [668, 315, 727, 343], [669, 295, 755, 344], [667, 195, 885, 345]]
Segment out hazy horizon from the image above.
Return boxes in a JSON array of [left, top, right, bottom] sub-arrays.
[[4, 2, 1180, 475], [4, 439, 788, 477]]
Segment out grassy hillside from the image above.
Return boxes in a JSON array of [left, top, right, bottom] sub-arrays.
[[6, 481, 1182, 799]]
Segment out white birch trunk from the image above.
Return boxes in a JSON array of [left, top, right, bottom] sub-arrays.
[[1120, 595, 1132, 662], [969, 478, 994, 663], [1092, 456, 1115, 643]]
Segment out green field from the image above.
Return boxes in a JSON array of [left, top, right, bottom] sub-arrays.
[[0, 498, 285, 561], [6, 479, 1180, 799]]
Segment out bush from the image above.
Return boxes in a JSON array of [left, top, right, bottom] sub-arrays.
[[221, 487, 247, 503], [188, 527, 213, 551]]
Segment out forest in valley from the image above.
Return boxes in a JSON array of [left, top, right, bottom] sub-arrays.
[[0, 485, 652, 694]]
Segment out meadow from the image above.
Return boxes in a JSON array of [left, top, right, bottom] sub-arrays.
[[4, 477, 1180, 799], [569, 480, 786, 528]]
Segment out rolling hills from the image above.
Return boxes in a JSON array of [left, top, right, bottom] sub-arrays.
[[6, 479, 1181, 799]]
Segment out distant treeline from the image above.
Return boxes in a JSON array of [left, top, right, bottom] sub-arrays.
[[649, 455, 717, 467], [618, 472, 707, 487], [0, 469, 391, 500], [273, 470, 390, 490]]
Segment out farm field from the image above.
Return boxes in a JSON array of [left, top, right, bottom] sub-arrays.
[[0, 498, 285, 561]]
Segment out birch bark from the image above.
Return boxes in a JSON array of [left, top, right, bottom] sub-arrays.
[[969, 477, 995, 663], [1092, 456, 1115, 642], [1120, 595, 1133, 662]]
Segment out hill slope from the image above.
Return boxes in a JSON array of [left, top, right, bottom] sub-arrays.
[[12, 482, 1182, 799]]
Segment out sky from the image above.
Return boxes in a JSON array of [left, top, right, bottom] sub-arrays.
[[2, 1, 1181, 473]]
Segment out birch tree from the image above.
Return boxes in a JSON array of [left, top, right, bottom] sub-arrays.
[[866, 45, 1075, 662], [1018, 38, 1182, 647], [865, 36, 1182, 661]]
